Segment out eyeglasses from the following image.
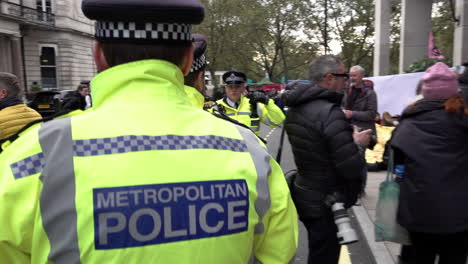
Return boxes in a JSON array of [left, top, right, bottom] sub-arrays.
[[331, 73, 349, 80]]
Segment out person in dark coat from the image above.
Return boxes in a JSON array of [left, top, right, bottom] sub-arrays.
[[61, 84, 89, 112], [391, 62, 468, 264], [342, 65, 378, 146], [342, 65, 378, 198], [282, 55, 371, 264]]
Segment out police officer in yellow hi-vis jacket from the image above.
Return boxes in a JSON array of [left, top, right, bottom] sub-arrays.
[[184, 34, 207, 109], [0, 0, 298, 263], [212, 71, 285, 136]]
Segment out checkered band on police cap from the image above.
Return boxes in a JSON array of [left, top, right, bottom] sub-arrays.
[[190, 34, 207, 72], [191, 54, 206, 72], [95, 21, 192, 42], [82, 0, 205, 43]]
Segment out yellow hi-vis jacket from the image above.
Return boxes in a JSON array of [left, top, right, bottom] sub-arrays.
[[214, 96, 285, 136], [184, 85, 205, 109], [0, 59, 298, 264]]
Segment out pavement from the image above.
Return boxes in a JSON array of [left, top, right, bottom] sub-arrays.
[[352, 171, 401, 264]]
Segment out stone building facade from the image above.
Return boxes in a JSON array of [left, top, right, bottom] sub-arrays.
[[0, 0, 96, 92]]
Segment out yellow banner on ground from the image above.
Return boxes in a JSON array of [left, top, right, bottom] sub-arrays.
[[365, 124, 395, 164]]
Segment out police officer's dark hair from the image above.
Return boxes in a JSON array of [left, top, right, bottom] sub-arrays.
[[77, 84, 89, 91], [184, 73, 198, 88], [100, 41, 192, 68], [184, 70, 204, 88], [309, 55, 343, 83], [0, 72, 21, 96]]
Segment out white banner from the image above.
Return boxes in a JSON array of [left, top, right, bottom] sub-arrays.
[[368, 66, 464, 116], [367, 72, 424, 116]]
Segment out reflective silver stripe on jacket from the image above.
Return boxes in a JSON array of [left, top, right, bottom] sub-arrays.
[[226, 112, 251, 116], [235, 126, 271, 234], [39, 118, 81, 264]]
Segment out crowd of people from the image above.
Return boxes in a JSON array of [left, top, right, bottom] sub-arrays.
[[0, 0, 467, 263]]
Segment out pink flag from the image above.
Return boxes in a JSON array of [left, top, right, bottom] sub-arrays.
[[428, 32, 444, 59]]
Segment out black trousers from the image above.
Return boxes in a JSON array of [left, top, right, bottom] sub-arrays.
[[406, 230, 468, 264], [302, 214, 341, 264], [399, 245, 416, 264]]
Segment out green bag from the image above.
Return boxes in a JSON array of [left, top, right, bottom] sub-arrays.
[[374, 150, 411, 245]]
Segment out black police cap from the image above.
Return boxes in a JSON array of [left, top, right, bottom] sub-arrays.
[[223, 71, 246, 84], [191, 34, 207, 72], [82, 0, 205, 43]]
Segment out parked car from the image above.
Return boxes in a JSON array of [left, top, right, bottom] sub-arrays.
[[56, 89, 75, 103], [27, 91, 61, 117]]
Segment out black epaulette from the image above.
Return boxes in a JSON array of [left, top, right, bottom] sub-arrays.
[[0, 110, 72, 153]]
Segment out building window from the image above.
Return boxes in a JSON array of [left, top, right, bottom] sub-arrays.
[[37, 0, 52, 13], [37, 0, 52, 22], [40, 46, 57, 89]]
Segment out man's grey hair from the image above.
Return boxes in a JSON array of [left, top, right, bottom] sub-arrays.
[[350, 65, 365, 75], [0, 72, 21, 96], [309, 55, 343, 83]]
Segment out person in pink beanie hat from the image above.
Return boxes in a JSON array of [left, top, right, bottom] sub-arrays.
[[389, 61, 468, 264], [421, 62, 459, 100]]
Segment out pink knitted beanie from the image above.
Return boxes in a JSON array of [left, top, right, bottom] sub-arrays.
[[422, 62, 458, 100]]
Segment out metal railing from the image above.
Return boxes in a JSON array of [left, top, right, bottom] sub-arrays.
[[3, 2, 55, 26]]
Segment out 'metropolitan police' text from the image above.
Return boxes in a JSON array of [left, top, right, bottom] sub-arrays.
[[93, 180, 249, 249]]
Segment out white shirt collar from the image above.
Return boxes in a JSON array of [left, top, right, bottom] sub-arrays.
[[226, 97, 240, 108]]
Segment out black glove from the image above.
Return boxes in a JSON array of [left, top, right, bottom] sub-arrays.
[[249, 92, 269, 105]]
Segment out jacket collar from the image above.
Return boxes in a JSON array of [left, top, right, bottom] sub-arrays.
[[401, 99, 445, 119], [0, 96, 23, 110], [90, 60, 189, 109], [282, 83, 343, 107], [221, 95, 247, 110]]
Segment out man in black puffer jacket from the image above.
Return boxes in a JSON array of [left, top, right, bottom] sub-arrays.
[[282, 55, 371, 264]]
